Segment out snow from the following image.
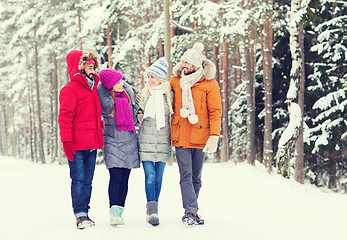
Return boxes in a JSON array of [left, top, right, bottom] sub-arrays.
[[1, 156, 347, 240]]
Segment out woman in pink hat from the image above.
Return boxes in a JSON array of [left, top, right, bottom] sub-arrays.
[[97, 69, 140, 226]]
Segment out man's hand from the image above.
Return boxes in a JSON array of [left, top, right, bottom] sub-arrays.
[[63, 141, 76, 161]]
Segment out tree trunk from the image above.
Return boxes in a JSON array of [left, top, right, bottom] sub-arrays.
[[157, 1, 164, 59], [57, 58, 62, 164], [107, 25, 113, 68], [28, 76, 37, 162], [220, 41, 229, 163], [276, 0, 304, 177], [34, 25, 45, 164], [213, 44, 219, 83], [23, 113, 27, 159], [295, 24, 305, 183], [212, 0, 219, 83], [0, 95, 8, 156], [219, 0, 229, 163], [245, 46, 255, 165], [50, 71, 54, 162], [329, 152, 337, 189], [132, 13, 145, 87], [243, 0, 256, 165], [50, 52, 58, 163], [164, 0, 172, 80], [10, 95, 16, 157], [145, 8, 151, 67], [234, 39, 242, 88], [170, 0, 175, 48], [77, 8, 83, 50], [260, 0, 274, 172]]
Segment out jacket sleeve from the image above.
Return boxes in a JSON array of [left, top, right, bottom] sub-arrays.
[[123, 82, 137, 124], [97, 84, 114, 115], [207, 79, 222, 136], [58, 86, 77, 143], [133, 93, 143, 126]]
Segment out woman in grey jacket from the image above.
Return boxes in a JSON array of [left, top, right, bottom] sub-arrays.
[[98, 69, 140, 226], [135, 58, 173, 226]]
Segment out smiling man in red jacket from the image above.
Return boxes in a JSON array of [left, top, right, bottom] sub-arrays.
[[58, 50, 104, 230]]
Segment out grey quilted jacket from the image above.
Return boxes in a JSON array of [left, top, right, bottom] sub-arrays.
[[98, 82, 140, 169], [135, 82, 173, 163]]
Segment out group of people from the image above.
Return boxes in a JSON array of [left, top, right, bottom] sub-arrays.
[[58, 42, 222, 230]]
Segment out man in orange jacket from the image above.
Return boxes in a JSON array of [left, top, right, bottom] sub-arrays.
[[170, 42, 222, 225]]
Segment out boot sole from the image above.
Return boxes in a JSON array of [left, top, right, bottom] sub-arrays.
[[182, 218, 204, 226], [148, 217, 159, 226], [77, 221, 93, 230], [147, 214, 159, 226], [110, 220, 124, 226]]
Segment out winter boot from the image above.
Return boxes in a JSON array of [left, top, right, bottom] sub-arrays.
[[110, 205, 124, 226], [182, 212, 204, 225], [146, 201, 159, 226], [76, 216, 93, 230]]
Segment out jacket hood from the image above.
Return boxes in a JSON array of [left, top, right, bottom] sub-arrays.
[[172, 58, 216, 80], [66, 50, 83, 80]]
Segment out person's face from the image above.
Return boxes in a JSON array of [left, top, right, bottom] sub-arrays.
[[147, 75, 162, 87], [182, 61, 198, 75], [85, 64, 95, 78], [112, 80, 124, 92]]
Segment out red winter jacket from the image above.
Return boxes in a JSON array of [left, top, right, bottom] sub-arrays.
[[58, 50, 104, 150]]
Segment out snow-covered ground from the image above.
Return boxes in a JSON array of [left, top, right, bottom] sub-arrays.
[[1, 156, 346, 240]]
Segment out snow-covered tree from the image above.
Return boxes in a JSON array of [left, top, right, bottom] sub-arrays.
[[306, 0, 347, 189]]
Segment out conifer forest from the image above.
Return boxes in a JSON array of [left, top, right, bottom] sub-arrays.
[[0, 0, 346, 191]]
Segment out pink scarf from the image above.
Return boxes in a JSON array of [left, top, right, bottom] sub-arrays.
[[114, 91, 135, 133]]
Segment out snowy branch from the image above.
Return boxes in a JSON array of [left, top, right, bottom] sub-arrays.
[[171, 20, 196, 34]]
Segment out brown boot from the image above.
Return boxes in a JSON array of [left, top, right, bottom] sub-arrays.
[[182, 213, 204, 225], [76, 216, 93, 229]]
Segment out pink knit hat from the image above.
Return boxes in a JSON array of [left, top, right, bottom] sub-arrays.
[[99, 69, 123, 89], [181, 42, 204, 68]]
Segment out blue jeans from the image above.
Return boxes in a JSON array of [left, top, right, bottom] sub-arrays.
[[108, 167, 131, 207], [142, 161, 166, 202], [68, 149, 96, 217]]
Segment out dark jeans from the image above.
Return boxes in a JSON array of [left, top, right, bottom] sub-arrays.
[[68, 149, 97, 217], [108, 167, 131, 207], [175, 147, 204, 214], [142, 161, 166, 202]]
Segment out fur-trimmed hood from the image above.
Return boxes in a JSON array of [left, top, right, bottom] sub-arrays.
[[66, 50, 100, 83], [172, 58, 216, 80], [79, 50, 100, 72]]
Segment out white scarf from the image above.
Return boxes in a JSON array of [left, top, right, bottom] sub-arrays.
[[179, 68, 204, 124], [144, 84, 166, 131]]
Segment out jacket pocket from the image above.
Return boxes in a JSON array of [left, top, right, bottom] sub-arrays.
[[190, 118, 209, 145], [170, 116, 179, 142], [73, 121, 97, 145]]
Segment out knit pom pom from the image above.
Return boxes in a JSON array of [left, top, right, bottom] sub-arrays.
[[180, 108, 190, 118], [188, 114, 199, 124], [193, 42, 204, 52]]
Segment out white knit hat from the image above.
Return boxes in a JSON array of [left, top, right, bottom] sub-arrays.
[[181, 42, 204, 68], [147, 57, 168, 81]]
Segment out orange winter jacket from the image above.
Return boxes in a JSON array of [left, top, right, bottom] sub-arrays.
[[170, 61, 222, 149]]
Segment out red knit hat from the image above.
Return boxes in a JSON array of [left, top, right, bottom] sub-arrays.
[[99, 69, 123, 89]]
